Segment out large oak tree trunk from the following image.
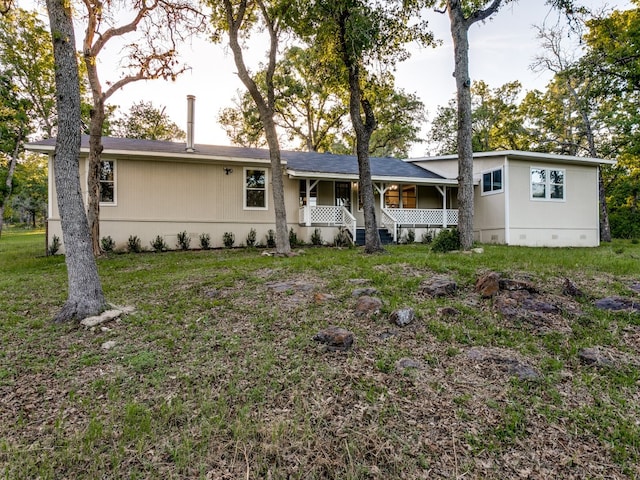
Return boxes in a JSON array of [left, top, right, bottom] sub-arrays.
[[46, 0, 106, 322], [449, 5, 474, 251]]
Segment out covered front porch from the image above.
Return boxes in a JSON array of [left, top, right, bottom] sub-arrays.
[[297, 179, 458, 243]]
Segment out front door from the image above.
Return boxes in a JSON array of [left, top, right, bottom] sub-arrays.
[[335, 181, 351, 212]]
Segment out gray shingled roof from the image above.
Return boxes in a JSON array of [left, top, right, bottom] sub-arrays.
[[27, 136, 445, 180]]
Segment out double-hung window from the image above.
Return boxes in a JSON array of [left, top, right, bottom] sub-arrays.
[[531, 167, 565, 201], [481, 167, 503, 195], [244, 168, 268, 209], [99, 160, 116, 204]]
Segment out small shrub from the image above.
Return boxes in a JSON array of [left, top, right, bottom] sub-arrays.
[[431, 228, 461, 253], [289, 228, 299, 247], [333, 227, 352, 247], [311, 227, 323, 246], [101, 235, 115, 253], [48, 235, 61, 256], [150, 235, 168, 252], [421, 229, 435, 244], [199, 233, 211, 250], [223, 232, 235, 248], [266, 229, 276, 248], [127, 235, 142, 253], [631, 238, 639, 245], [246, 228, 257, 247], [403, 228, 416, 244], [176, 231, 191, 250]]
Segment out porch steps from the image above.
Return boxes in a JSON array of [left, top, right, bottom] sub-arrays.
[[354, 228, 395, 246]]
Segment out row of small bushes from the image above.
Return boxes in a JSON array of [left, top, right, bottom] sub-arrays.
[[50, 227, 461, 254]]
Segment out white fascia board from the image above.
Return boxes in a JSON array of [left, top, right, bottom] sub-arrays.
[[407, 150, 616, 166], [287, 169, 460, 185]]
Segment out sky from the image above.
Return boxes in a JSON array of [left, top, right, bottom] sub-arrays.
[[19, 1, 634, 157]]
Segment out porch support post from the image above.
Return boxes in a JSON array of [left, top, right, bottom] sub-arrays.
[[436, 185, 448, 228], [305, 179, 311, 226]]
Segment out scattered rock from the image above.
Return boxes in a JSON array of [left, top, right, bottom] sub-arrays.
[[578, 347, 615, 367], [355, 296, 383, 317], [594, 297, 640, 313], [498, 278, 538, 293], [101, 340, 117, 350], [81, 308, 130, 328], [395, 357, 421, 371], [438, 306, 460, 317], [352, 287, 378, 298], [509, 363, 541, 381], [562, 278, 585, 298], [313, 292, 335, 304], [420, 277, 457, 298], [475, 272, 501, 298], [630, 283, 640, 294], [389, 307, 415, 327], [312, 326, 354, 351], [472, 247, 484, 254], [348, 278, 371, 285], [261, 250, 273, 257], [494, 290, 565, 333]]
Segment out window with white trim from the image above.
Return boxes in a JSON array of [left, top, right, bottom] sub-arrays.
[[531, 167, 565, 201], [99, 160, 115, 204], [244, 168, 267, 209], [481, 167, 503, 195]]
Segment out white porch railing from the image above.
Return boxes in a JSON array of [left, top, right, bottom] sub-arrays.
[[381, 209, 398, 242], [299, 206, 357, 240], [386, 208, 459, 227]]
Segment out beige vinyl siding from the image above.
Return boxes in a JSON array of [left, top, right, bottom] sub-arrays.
[[474, 186, 506, 243], [507, 160, 599, 246]]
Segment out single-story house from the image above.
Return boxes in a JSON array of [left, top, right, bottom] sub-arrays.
[[27, 136, 614, 251]]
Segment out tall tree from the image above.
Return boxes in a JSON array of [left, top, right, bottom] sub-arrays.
[[301, 0, 433, 253], [219, 46, 426, 157], [45, 0, 107, 322], [0, 8, 57, 138], [0, 71, 29, 237], [441, 0, 506, 250], [532, 24, 612, 241], [81, 0, 205, 255], [213, 0, 292, 255], [427, 80, 526, 154], [112, 101, 185, 141]]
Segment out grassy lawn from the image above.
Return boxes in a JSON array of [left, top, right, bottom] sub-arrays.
[[1, 229, 639, 479]]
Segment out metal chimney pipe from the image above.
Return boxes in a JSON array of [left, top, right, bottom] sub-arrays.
[[186, 95, 195, 152]]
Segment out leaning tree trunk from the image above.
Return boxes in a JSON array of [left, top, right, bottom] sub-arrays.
[[339, 12, 382, 254], [449, 7, 474, 251], [46, 0, 106, 322], [0, 139, 20, 238]]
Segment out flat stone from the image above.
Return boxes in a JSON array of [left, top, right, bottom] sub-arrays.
[[476, 272, 500, 298], [472, 247, 484, 254], [352, 287, 378, 298], [266, 281, 315, 293], [508, 363, 541, 381], [594, 297, 640, 313], [347, 278, 371, 285], [578, 347, 615, 367], [390, 307, 415, 327], [378, 330, 397, 340], [101, 340, 117, 350], [81, 309, 124, 328], [420, 277, 457, 298], [630, 283, 640, 294], [312, 326, 354, 351], [355, 296, 383, 317]]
